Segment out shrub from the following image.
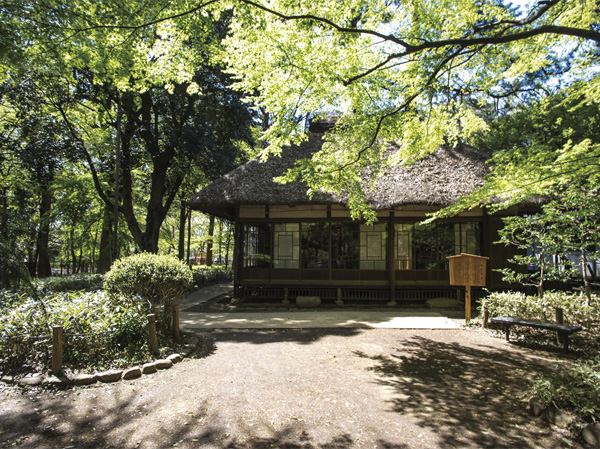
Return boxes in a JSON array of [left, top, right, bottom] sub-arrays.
[[483, 290, 600, 326], [0, 290, 151, 372], [104, 253, 194, 316], [531, 357, 600, 423], [35, 274, 104, 293], [483, 290, 600, 352]]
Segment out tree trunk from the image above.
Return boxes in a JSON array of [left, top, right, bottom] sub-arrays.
[[178, 201, 186, 260], [96, 207, 114, 274], [580, 243, 592, 306], [206, 215, 215, 267], [36, 187, 52, 277]]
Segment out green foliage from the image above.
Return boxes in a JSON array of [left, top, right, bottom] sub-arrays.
[[440, 85, 600, 218], [35, 274, 104, 293], [0, 237, 32, 290], [192, 265, 233, 287], [495, 214, 569, 298], [104, 253, 193, 311], [3, 0, 598, 221], [483, 290, 600, 326], [531, 357, 600, 423], [494, 185, 600, 301], [0, 290, 151, 372]]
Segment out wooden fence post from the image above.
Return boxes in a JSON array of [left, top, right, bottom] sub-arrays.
[[51, 326, 63, 375], [482, 300, 489, 329], [556, 307, 565, 345], [173, 305, 180, 340], [148, 314, 158, 356]]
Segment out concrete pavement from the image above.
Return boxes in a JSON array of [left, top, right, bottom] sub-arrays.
[[179, 283, 465, 330]]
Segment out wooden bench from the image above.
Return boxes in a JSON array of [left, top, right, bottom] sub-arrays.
[[491, 316, 582, 351]]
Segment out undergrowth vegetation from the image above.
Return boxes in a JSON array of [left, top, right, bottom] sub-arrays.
[[0, 290, 152, 373], [483, 290, 600, 424], [35, 274, 104, 293], [531, 357, 600, 424], [0, 254, 202, 376], [192, 265, 233, 287]]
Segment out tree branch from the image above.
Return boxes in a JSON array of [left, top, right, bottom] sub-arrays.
[[52, 102, 115, 211]]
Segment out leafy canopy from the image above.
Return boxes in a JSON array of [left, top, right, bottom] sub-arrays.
[[2, 0, 600, 218]]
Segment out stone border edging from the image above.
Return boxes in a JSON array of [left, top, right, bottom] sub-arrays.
[[1, 336, 200, 389], [529, 396, 600, 447]]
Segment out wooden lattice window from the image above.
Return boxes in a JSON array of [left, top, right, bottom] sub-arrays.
[[273, 223, 300, 269], [360, 223, 388, 270], [243, 224, 271, 268]]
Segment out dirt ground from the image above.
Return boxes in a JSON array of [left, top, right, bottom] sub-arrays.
[[0, 327, 582, 449]]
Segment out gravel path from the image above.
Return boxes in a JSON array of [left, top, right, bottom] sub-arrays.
[[0, 328, 577, 449]]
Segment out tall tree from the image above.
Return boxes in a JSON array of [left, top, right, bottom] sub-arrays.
[[1, 79, 80, 276], [62, 65, 253, 253]]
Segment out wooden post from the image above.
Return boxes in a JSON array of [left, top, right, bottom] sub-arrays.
[[482, 300, 489, 329], [283, 288, 289, 305], [556, 307, 565, 345], [465, 285, 472, 322], [148, 314, 158, 356], [173, 305, 180, 340], [336, 288, 343, 305], [51, 326, 63, 375]]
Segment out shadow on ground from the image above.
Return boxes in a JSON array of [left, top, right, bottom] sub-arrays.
[[202, 328, 365, 345], [0, 389, 409, 449], [353, 336, 572, 448]]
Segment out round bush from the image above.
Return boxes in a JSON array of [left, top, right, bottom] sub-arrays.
[[103, 253, 194, 312]]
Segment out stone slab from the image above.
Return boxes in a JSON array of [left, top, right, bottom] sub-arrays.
[[72, 374, 97, 386], [43, 375, 70, 388], [296, 296, 321, 308], [167, 354, 183, 364], [155, 359, 173, 370], [96, 370, 123, 383], [142, 363, 157, 374], [18, 374, 43, 386], [122, 367, 142, 380]]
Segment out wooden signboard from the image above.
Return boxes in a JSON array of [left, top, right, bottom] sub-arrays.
[[447, 253, 489, 321]]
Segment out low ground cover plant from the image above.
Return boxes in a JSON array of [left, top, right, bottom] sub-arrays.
[[483, 290, 600, 425], [531, 357, 600, 424], [0, 290, 151, 373]]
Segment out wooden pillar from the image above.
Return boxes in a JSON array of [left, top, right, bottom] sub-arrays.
[[336, 288, 343, 305], [387, 213, 396, 306], [148, 314, 158, 356], [51, 326, 63, 375], [233, 214, 242, 298], [465, 285, 472, 322]]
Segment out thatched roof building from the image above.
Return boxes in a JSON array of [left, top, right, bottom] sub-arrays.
[[187, 118, 522, 304], [188, 126, 489, 219]]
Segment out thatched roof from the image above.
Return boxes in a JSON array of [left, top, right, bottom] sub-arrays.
[[188, 127, 490, 219]]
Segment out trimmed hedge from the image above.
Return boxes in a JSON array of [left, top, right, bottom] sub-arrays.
[[192, 265, 233, 287], [35, 274, 104, 293], [104, 253, 194, 311]]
